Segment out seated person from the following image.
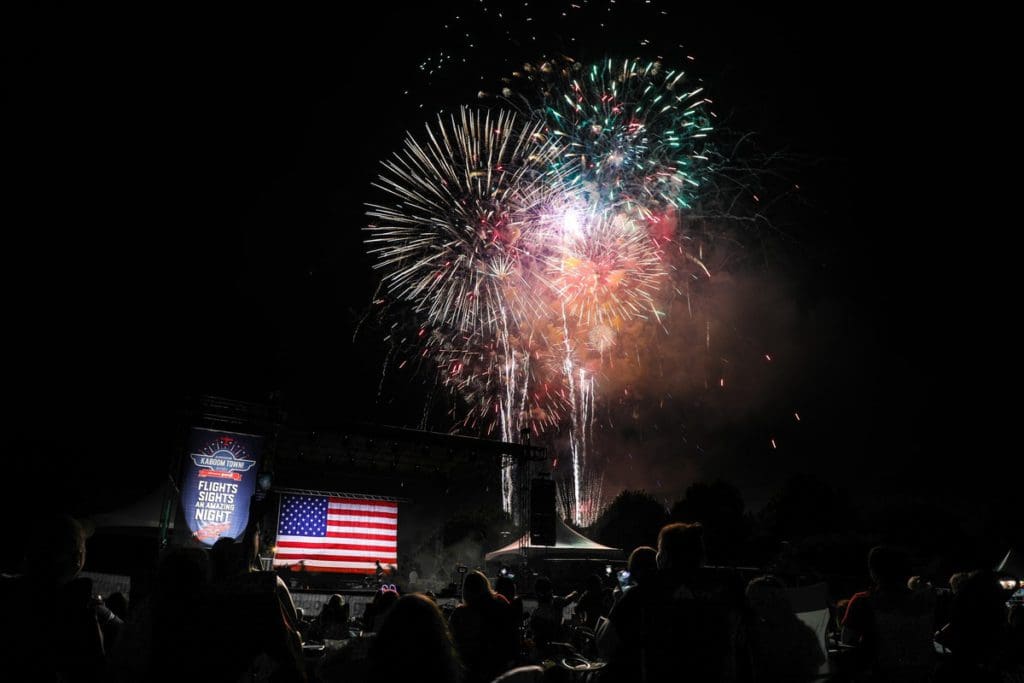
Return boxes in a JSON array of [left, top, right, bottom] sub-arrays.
[[307, 594, 353, 642], [529, 576, 578, 650], [841, 545, 936, 683]]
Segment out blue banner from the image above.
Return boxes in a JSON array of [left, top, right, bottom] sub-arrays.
[[181, 427, 262, 546]]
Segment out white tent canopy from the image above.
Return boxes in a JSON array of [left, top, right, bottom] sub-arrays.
[[89, 478, 176, 531], [485, 518, 624, 564]]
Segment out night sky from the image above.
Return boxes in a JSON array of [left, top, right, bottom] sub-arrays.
[[7, 4, 1016, 526]]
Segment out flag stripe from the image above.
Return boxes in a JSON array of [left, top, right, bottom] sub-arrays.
[[327, 514, 398, 524], [276, 544, 395, 557], [275, 493, 397, 575], [276, 536, 395, 548], [274, 559, 388, 570], [272, 562, 382, 574], [327, 528, 395, 540], [330, 498, 398, 512], [274, 548, 397, 561], [328, 512, 397, 521], [327, 520, 396, 532], [328, 504, 398, 517]]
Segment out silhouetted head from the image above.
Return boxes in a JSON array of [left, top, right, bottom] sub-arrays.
[[26, 514, 91, 584], [210, 536, 245, 580], [462, 570, 494, 607], [368, 593, 463, 683], [907, 575, 930, 592], [495, 575, 516, 601], [949, 570, 1011, 654], [746, 575, 791, 615], [628, 546, 657, 585], [949, 571, 970, 594], [324, 593, 349, 622], [366, 587, 400, 632], [657, 522, 706, 572], [534, 576, 553, 601]]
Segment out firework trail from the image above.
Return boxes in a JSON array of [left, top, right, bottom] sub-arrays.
[[492, 57, 713, 523]]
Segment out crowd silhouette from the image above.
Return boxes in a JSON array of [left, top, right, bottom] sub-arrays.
[[2, 513, 1021, 682]]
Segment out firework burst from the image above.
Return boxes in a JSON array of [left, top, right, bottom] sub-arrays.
[[366, 52, 720, 524], [502, 57, 714, 219], [542, 209, 668, 327], [428, 325, 570, 438], [366, 106, 571, 336]]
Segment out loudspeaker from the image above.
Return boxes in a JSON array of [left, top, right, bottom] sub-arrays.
[[530, 478, 557, 546]]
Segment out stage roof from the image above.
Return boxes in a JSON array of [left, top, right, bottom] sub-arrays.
[[485, 519, 624, 564], [273, 422, 545, 480]]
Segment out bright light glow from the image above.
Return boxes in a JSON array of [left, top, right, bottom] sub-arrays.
[[563, 208, 583, 238]]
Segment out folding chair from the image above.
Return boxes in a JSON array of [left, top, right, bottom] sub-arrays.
[[786, 581, 832, 679]]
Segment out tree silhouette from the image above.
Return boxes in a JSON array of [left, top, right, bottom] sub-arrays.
[[759, 474, 857, 539], [588, 490, 667, 554], [670, 480, 752, 565]]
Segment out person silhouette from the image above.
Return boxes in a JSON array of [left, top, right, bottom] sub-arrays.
[[0, 514, 117, 681], [841, 545, 935, 682], [601, 522, 753, 683]]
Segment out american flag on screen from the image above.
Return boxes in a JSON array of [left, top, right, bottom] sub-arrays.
[[273, 494, 398, 574]]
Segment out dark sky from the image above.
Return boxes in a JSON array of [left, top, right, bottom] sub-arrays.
[[7, 3, 1016, 519]]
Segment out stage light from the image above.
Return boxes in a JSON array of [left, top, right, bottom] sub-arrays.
[[1000, 578, 1019, 591]]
